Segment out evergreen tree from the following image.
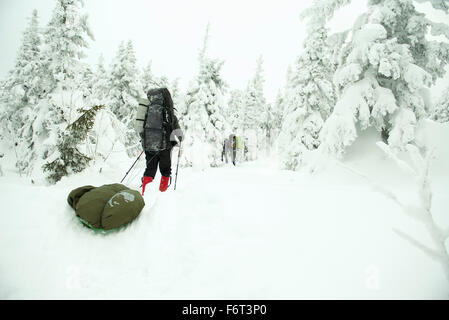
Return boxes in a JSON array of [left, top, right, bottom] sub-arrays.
[[319, 0, 449, 157], [142, 61, 172, 93], [157, 76, 170, 88], [272, 90, 285, 136], [1, 9, 43, 116], [243, 56, 266, 131], [109, 40, 141, 123], [169, 78, 184, 117], [182, 24, 229, 168], [243, 56, 267, 161], [1, 1, 94, 177], [109, 41, 142, 124], [108, 40, 142, 156], [415, 0, 448, 12], [278, 1, 337, 170], [281, 65, 294, 117], [90, 54, 110, 106], [0, 9, 44, 174], [43, 105, 105, 183], [141, 61, 155, 92], [33, 0, 96, 180], [41, 0, 94, 94], [227, 89, 245, 133], [432, 87, 449, 123], [260, 102, 275, 155]]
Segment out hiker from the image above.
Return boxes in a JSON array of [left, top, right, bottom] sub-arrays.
[[230, 134, 237, 166], [135, 88, 183, 195], [226, 134, 239, 166], [0, 153, 3, 177], [222, 138, 229, 163]]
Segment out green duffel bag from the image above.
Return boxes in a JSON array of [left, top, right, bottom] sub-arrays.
[[68, 183, 145, 231]]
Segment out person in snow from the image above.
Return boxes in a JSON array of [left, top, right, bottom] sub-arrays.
[[222, 137, 229, 163], [135, 88, 183, 195], [228, 134, 238, 166], [0, 153, 4, 177]]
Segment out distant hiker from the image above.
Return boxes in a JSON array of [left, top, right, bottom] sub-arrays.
[[0, 153, 4, 177], [226, 134, 240, 166], [222, 138, 229, 163], [135, 88, 184, 195], [230, 134, 237, 166]]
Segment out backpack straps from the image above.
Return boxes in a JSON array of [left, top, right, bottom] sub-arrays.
[[135, 98, 150, 137], [137, 103, 148, 125]]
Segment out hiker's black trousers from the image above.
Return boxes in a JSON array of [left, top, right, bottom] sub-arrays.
[[144, 149, 172, 178]]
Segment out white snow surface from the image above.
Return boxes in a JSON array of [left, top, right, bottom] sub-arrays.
[[0, 124, 448, 299]]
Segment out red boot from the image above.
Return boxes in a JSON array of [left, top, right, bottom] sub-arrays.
[[159, 176, 170, 192], [142, 176, 153, 196]]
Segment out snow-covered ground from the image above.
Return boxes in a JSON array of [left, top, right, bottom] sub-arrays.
[[0, 126, 448, 299]]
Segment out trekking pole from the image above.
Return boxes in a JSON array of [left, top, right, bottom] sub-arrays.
[[174, 142, 182, 191], [120, 150, 144, 184]]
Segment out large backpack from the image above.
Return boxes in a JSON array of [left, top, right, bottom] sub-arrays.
[[142, 88, 173, 152]]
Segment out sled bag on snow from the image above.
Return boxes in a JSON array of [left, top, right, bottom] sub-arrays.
[[67, 183, 145, 231]]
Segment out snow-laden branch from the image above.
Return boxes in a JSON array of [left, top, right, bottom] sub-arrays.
[[395, 227, 449, 280], [429, 21, 449, 40], [376, 142, 416, 175], [415, 0, 449, 13], [335, 160, 403, 204], [336, 141, 449, 280], [378, 142, 449, 280], [393, 228, 447, 262]]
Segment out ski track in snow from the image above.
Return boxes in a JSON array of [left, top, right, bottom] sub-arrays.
[[0, 153, 448, 299]]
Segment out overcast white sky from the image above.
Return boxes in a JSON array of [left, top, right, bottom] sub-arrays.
[[1, 0, 447, 102]]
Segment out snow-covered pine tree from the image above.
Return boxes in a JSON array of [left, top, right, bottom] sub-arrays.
[[43, 104, 104, 183], [78, 63, 98, 109], [415, 0, 448, 12], [319, 0, 449, 157], [89, 54, 110, 106], [41, 0, 94, 94], [272, 90, 285, 138], [109, 41, 141, 123], [280, 65, 294, 117], [141, 60, 177, 96], [169, 78, 185, 120], [260, 102, 275, 155], [268, 90, 285, 158], [169, 78, 181, 104], [243, 56, 267, 161], [278, 2, 337, 170], [227, 89, 245, 133], [1, 9, 43, 128], [141, 61, 155, 92], [108, 40, 142, 156], [77, 54, 122, 163], [35, 0, 96, 181], [0, 9, 44, 174], [432, 87, 449, 122], [141, 61, 169, 91], [182, 24, 229, 168]]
